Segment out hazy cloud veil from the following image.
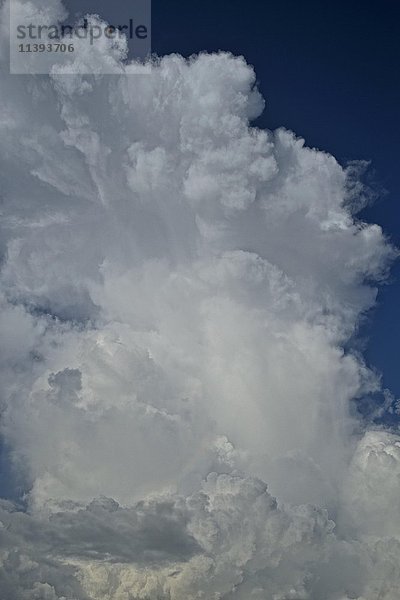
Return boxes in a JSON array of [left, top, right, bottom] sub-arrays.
[[1, 1, 400, 598]]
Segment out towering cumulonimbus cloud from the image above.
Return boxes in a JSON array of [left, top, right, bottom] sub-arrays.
[[0, 1, 400, 598]]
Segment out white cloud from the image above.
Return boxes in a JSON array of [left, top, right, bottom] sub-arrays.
[[0, 0, 399, 597]]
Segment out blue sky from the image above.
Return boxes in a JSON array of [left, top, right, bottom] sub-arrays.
[[65, 0, 400, 395]]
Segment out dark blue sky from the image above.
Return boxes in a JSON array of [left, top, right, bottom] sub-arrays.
[[65, 0, 400, 397]]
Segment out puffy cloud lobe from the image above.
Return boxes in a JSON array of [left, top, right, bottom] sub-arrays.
[[0, 0, 400, 597], [340, 431, 400, 538]]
